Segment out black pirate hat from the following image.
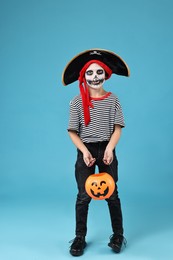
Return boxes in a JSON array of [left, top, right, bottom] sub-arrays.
[[62, 48, 130, 86]]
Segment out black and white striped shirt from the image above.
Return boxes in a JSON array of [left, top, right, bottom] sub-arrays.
[[68, 92, 125, 143]]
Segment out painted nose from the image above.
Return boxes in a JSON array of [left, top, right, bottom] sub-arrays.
[[93, 75, 98, 79]]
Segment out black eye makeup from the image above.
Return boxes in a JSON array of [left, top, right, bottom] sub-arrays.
[[86, 70, 93, 76], [85, 69, 104, 76], [97, 69, 104, 75]]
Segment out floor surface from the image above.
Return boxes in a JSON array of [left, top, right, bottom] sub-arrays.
[[0, 193, 173, 260]]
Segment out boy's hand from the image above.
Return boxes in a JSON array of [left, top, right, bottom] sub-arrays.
[[103, 148, 113, 165], [83, 151, 96, 167]]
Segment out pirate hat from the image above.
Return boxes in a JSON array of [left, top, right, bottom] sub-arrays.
[[62, 48, 130, 86]]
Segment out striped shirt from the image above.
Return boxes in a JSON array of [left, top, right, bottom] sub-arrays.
[[67, 92, 125, 143]]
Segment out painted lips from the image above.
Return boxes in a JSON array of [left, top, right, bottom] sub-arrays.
[[87, 78, 104, 85]]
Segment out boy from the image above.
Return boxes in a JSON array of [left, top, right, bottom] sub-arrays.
[[62, 49, 130, 256]]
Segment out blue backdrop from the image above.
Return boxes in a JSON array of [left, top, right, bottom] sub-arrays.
[[0, 0, 173, 259]]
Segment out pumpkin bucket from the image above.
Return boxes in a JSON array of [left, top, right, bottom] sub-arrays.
[[85, 172, 115, 200]]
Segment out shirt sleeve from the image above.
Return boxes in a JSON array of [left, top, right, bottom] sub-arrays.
[[114, 97, 125, 127], [67, 99, 80, 133]]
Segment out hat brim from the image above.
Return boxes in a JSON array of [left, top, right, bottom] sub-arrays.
[[62, 48, 130, 86]]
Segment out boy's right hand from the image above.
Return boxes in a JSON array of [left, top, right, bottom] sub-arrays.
[[83, 151, 96, 167]]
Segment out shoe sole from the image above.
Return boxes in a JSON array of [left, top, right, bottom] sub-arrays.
[[70, 250, 84, 256], [108, 243, 121, 253], [70, 242, 87, 256]]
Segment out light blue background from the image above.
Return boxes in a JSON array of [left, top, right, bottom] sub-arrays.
[[0, 0, 173, 259]]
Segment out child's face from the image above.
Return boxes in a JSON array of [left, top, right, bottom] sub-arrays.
[[85, 63, 106, 89]]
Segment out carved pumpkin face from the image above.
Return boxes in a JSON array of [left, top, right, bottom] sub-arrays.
[[85, 172, 115, 200]]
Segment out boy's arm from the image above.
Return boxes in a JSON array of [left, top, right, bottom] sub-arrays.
[[103, 125, 122, 165], [68, 130, 96, 167]]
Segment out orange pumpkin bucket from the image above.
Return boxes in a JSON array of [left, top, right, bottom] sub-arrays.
[[85, 172, 115, 200]]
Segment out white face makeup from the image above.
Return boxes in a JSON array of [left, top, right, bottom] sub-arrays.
[[85, 63, 106, 89]]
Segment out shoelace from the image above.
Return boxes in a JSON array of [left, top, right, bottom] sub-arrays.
[[123, 237, 127, 247], [69, 237, 84, 246]]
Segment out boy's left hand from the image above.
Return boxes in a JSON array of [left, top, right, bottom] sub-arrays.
[[103, 148, 113, 165]]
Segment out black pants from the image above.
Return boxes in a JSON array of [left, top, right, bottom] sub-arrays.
[[75, 141, 124, 237]]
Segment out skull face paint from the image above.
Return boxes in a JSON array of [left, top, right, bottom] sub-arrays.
[[85, 63, 106, 89]]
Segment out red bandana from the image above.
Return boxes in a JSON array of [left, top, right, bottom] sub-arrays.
[[78, 60, 112, 126]]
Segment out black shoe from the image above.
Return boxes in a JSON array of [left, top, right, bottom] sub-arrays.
[[69, 236, 87, 256], [108, 233, 127, 253]]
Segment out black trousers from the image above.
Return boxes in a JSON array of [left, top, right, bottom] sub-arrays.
[[75, 141, 124, 237]]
